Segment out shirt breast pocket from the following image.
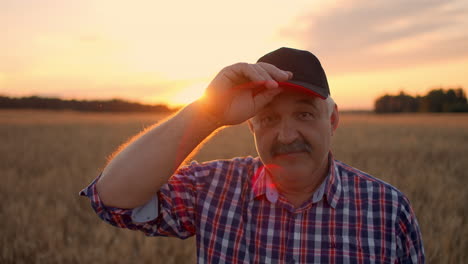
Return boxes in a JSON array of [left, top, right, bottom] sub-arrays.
[[331, 236, 393, 264]]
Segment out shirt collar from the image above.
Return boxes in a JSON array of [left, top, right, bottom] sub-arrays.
[[250, 154, 342, 208], [324, 156, 342, 208], [251, 165, 278, 203]]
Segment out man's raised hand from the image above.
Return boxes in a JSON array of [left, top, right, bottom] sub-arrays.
[[198, 62, 292, 126]]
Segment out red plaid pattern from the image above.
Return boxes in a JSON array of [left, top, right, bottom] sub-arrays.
[[81, 156, 424, 263]]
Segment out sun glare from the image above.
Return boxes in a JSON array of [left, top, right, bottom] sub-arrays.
[[144, 81, 209, 107], [2, 0, 467, 110]]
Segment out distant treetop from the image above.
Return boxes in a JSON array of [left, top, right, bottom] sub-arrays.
[[374, 87, 467, 113], [0, 96, 178, 113]]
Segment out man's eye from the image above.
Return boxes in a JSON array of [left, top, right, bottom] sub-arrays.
[[298, 112, 314, 120], [260, 116, 275, 124]]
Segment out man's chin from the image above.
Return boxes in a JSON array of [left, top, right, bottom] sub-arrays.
[[264, 153, 310, 173], [272, 152, 309, 162], [264, 160, 313, 183]]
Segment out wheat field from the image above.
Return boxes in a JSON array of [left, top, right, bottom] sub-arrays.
[[0, 110, 467, 263]]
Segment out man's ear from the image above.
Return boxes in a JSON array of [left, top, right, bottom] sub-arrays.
[[330, 104, 339, 136]]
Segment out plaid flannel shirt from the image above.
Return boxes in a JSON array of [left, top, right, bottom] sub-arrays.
[[80, 156, 424, 263]]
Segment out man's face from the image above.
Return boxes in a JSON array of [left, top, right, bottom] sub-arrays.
[[249, 90, 338, 186]]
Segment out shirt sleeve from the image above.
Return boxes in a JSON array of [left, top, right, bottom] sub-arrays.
[[395, 195, 425, 263], [79, 164, 201, 239]]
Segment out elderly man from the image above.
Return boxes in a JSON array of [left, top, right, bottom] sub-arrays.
[[81, 47, 424, 263]]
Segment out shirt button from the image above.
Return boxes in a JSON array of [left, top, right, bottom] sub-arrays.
[[266, 190, 278, 203]]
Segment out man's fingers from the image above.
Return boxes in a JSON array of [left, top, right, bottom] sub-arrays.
[[251, 65, 280, 89], [253, 87, 283, 111], [229, 63, 266, 83], [252, 64, 274, 81], [202, 61, 293, 125], [248, 62, 291, 83], [224, 63, 275, 92], [257, 62, 292, 82], [228, 63, 290, 87]]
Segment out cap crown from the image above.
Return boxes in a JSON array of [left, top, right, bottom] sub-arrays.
[[257, 47, 330, 98]]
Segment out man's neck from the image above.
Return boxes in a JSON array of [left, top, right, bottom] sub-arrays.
[[278, 175, 327, 208], [272, 157, 330, 208]]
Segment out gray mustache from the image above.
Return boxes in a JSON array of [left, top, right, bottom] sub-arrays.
[[271, 140, 312, 156]]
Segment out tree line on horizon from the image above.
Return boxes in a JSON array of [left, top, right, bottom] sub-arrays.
[[374, 87, 468, 113], [0, 95, 177, 113], [1, 87, 467, 113]]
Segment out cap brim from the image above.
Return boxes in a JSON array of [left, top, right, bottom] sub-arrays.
[[277, 81, 327, 100]]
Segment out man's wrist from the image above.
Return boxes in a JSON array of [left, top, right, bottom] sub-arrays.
[[189, 99, 224, 130]]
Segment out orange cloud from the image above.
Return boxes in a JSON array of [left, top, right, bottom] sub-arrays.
[[280, 0, 468, 74]]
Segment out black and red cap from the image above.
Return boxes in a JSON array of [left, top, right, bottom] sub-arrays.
[[257, 47, 330, 99]]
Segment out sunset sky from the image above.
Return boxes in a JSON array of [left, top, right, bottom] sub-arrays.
[[2, 0, 468, 110]]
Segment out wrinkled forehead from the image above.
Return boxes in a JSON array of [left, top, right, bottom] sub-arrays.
[[261, 90, 324, 112]]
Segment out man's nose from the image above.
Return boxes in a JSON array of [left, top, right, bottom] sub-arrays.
[[276, 119, 300, 144]]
